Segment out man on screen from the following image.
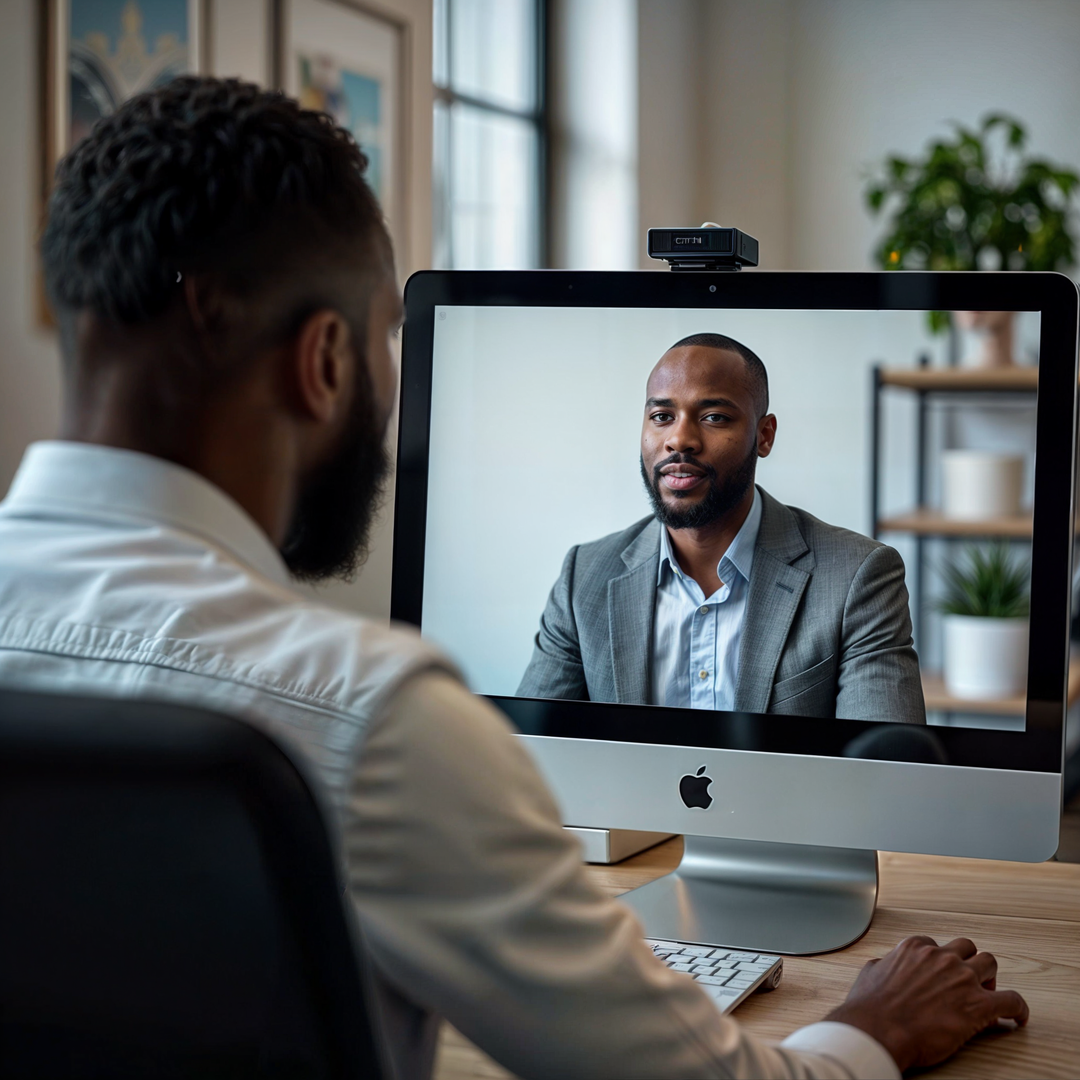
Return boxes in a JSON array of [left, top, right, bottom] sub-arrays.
[[518, 333, 926, 723]]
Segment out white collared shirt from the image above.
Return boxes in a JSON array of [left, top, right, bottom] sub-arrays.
[[0, 443, 897, 1080], [651, 487, 763, 709]]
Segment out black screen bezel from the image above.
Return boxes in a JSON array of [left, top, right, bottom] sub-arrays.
[[393, 270, 1078, 774]]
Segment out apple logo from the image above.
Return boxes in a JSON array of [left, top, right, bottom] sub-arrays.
[[679, 765, 713, 810]]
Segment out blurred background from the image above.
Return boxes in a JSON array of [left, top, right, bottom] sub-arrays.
[[4, 0, 1080, 628]]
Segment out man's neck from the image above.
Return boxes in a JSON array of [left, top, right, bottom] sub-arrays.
[[62, 375, 298, 547], [666, 486, 756, 596]]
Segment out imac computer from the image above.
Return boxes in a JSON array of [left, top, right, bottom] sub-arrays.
[[391, 270, 1078, 955]]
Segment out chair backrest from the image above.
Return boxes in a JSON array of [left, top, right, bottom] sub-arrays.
[[0, 688, 385, 1079]]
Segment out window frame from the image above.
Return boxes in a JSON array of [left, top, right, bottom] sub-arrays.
[[432, 0, 549, 269]]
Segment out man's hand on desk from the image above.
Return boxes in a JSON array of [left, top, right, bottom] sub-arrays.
[[825, 935, 1029, 1073]]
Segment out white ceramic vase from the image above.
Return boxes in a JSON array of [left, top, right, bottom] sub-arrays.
[[956, 310, 1016, 368], [941, 451, 1024, 520], [943, 615, 1028, 700]]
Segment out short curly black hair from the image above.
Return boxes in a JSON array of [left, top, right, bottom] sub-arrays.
[[41, 76, 388, 328]]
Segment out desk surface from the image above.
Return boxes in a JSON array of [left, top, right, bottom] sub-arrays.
[[434, 838, 1080, 1080]]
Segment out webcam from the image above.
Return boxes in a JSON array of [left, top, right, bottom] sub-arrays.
[[647, 223, 759, 271]]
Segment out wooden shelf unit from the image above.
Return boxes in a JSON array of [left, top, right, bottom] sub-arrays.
[[870, 362, 1042, 649], [922, 659, 1080, 717], [877, 508, 1034, 538], [878, 366, 1040, 392]]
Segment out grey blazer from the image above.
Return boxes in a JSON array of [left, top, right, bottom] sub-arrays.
[[517, 487, 926, 723]]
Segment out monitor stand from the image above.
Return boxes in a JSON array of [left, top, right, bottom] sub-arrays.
[[617, 835, 878, 955]]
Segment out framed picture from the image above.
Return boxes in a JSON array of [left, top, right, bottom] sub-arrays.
[[43, 0, 206, 169], [274, 0, 408, 255], [38, 0, 207, 322]]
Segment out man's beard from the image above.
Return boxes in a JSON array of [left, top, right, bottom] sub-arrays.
[[640, 445, 757, 530], [281, 361, 390, 583]]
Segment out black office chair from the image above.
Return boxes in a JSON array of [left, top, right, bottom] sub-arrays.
[[0, 688, 386, 1079]]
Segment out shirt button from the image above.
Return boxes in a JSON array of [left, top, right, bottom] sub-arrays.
[[699, 669, 709, 679], [699, 605, 709, 614]]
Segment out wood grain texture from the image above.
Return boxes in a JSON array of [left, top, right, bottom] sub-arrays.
[[433, 835, 1080, 1080], [878, 367, 1040, 392], [877, 508, 1035, 538]]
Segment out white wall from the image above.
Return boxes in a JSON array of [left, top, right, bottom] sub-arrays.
[[549, 0, 638, 270], [636, 0, 701, 267], [636, 0, 1080, 277], [0, 2, 64, 500], [787, 0, 1080, 272]]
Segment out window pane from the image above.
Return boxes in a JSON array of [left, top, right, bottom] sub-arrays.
[[451, 0, 538, 113], [433, 0, 449, 87], [450, 104, 539, 269], [432, 100, 452, 268]]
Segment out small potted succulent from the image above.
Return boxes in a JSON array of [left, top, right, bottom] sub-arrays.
[[939, 544, 1029, 700], [864, 114, 1079, 354]]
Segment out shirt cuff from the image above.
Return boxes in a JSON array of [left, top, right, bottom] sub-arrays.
[[781, 1021, 901, 1080]]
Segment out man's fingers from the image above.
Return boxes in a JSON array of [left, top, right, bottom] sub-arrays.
[[966, 949, 998, 985], [985, 988, 1030, 1027], [900, 934, 939, 950], [942, 937, 978, 959]]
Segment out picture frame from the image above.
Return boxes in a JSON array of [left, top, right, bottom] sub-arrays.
[[38, 0, 209, 323], [273, 0, 410, 258]]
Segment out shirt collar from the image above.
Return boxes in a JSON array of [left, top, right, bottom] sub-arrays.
[[657, 485, 762, 586], [0, 441, 290, 585]]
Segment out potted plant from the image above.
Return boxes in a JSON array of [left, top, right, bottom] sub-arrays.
[[939, 544, 1029, 700], [864, 114, 1079, 352]]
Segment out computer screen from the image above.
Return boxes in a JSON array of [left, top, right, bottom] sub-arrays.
[[393, 271, 1076, 786]]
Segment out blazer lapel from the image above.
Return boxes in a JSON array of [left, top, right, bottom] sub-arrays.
[[608, 520, 661, 704], [735, 490, 814, 713]]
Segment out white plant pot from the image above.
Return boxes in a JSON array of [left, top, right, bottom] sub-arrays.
[[943, 615, 1028, 700], [941, 451, 1024, 520]]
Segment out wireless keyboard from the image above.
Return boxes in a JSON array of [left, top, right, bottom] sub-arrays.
[[646, 939, 783, 1013]]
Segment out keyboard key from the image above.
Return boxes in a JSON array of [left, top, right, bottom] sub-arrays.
[[646, 940, 683, 951], [691, 964, 718, 975], [670, 962, 695, 972], [695, 974, 732, 986], [727, 977, 755, 989], [725, 951, 759, 961], [707, 949, 730, 959], [677, 945, 717, 957], [737, 961, 771, 971]]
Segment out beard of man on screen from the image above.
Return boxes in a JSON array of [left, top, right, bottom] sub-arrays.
[[517, 333, 926, 724]]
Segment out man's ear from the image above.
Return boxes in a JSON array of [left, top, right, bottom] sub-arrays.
[[757, 413, 777, 458], [293, 309, 353, 425]]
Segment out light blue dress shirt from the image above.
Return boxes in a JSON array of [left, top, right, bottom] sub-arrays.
[[650, 487, 763, 710]]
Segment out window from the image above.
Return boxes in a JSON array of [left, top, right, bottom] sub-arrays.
[[433, 0, 546, 269]]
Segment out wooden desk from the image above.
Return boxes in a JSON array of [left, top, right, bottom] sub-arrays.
[[434, 837, 1080, 1079]]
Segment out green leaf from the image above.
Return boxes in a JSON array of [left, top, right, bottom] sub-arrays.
[[864, 110, 1077, 274], [926, 310, 951, 335], [938, 544, 1030, 619], [888, 156, 910, 180]]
